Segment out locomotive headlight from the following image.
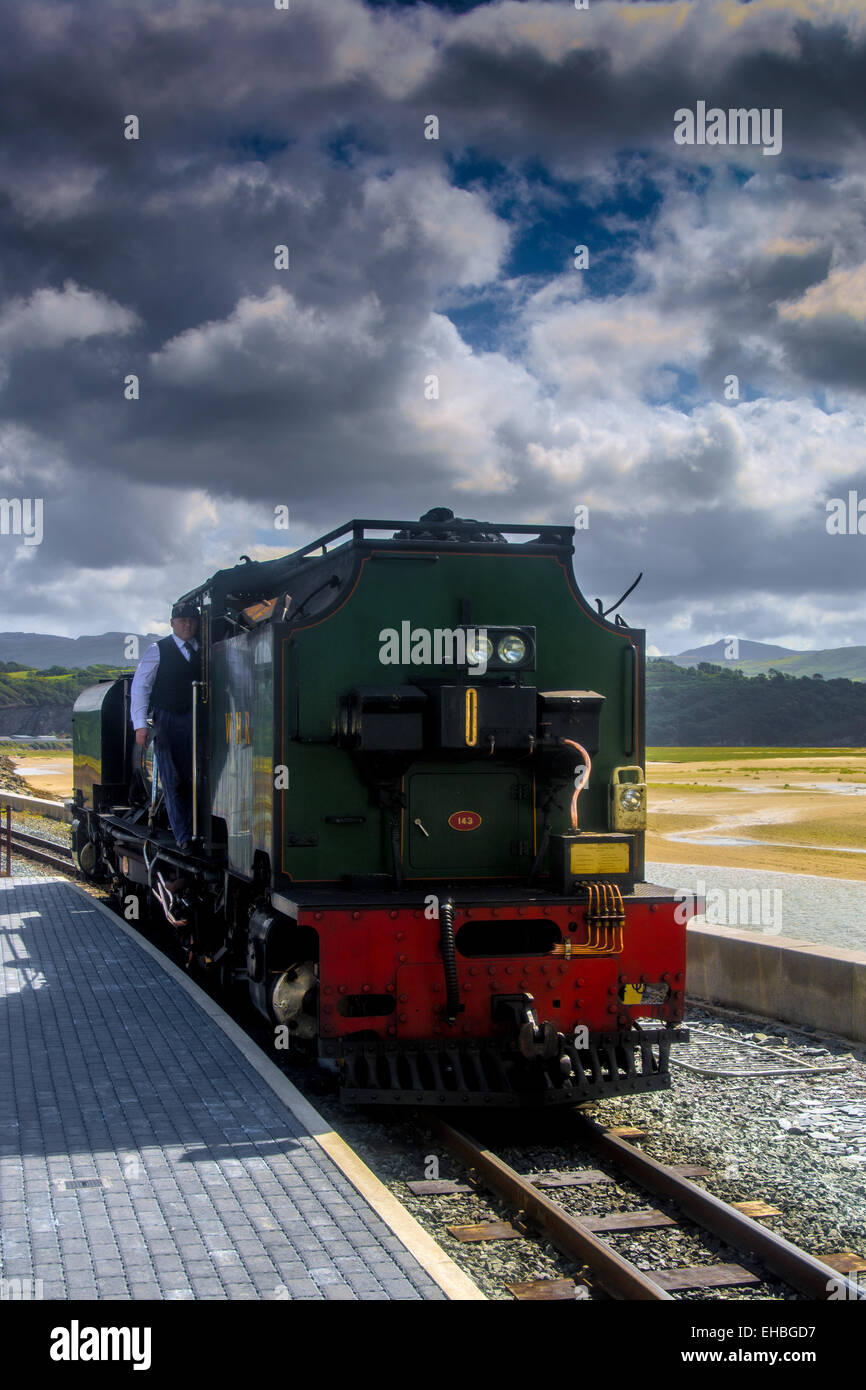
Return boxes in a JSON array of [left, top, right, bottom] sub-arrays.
[[620, 786, 644, 812], [497, 634, 527, 665], [609, 766, 647, 831], [458, 623, 535, 671], [467, 634, 494, 665]]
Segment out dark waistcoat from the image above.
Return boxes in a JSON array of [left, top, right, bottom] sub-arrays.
[[150, 636, 201, 715]]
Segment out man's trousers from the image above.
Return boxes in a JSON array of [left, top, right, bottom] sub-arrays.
[[153, 708, 194, 846]]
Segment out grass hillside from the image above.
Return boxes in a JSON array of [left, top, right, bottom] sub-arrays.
[[646, 660, 866, 746], [0, 663, 130, 707], [725, 646, 866, 681]]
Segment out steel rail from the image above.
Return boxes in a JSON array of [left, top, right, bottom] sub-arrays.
[[8, 830, 77, 875], [574, 1113, 865, 1301], [9, 827, 73, 856], [429, 1117, 672, 1300]]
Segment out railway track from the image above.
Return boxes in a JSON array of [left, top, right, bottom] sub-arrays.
[[424, 1114, 866, 1301], [4, 825, 78, 876]]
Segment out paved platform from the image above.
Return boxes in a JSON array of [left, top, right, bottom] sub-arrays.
[[0, 877, 480, 1301]]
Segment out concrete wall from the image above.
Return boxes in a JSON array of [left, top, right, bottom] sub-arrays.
[[687, 922, 866, 1045], [0, 792, 72, 823]]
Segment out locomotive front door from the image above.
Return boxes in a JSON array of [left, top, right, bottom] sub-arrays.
[[406, 766, 533, 877]]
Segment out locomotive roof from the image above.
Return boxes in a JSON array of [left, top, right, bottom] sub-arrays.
[[176, 512, 575, 618]]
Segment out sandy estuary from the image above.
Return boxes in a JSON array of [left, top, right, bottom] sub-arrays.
[[8, 745, 866, 885]]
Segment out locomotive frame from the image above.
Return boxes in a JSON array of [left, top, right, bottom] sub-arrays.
[[71, 511, 694, 1107]]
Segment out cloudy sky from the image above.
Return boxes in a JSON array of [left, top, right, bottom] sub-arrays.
[[0, 0, 864, 653]]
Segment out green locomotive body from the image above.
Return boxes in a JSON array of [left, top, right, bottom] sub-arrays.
[[72, 512, 692, 1106]]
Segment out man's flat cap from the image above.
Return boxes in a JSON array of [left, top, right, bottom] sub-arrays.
[[171, 600, 200, 619]]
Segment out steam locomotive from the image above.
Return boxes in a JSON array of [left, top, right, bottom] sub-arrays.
[[71, 509, 692, 1106]]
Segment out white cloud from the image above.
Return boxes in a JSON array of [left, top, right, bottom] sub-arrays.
[[0, 281, 139, 357], [779, 263, 866, 322], [360, 170, 510, 288], [151, 285, 384, 385], [2, 163, 101, 221]]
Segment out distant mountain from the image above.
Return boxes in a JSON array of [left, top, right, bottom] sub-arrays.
[[669, 639, 794, 664], [0, 631, 160, 669], [655, 639, 866, 682]]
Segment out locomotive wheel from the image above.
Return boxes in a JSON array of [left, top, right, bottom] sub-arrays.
[[71, 817, 100, 878], [78, 840, 97, 875], [270, 962, 318, 1038]]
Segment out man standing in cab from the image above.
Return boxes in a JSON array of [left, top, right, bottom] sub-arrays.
[[130, 600, 201, 852]]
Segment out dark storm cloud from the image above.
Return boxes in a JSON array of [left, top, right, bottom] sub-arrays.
[[414, 8, 866, 173], [0, 0, 864, 648]]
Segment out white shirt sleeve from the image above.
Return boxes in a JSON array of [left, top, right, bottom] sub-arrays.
[[130, 643, 161, 729]]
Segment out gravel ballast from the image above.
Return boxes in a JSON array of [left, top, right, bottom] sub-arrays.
[[301, 1007, 866, 1300]]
